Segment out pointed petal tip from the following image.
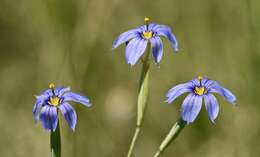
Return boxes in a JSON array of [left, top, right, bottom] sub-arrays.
[[211, 120, 216, 125], [112, 45, 117, 50], [153, 57, 161, 66], [71, 126, 76, 132], [71, 125, 76, 131], [128, 61, 136, 67], [165, 99, 171, 104], [84, 103, 92, 107], [165, 96, 175, 104], [44, 129, 51, 132], [231, 101, 237, 105], [183, 119, 192, 125], [43, 127, 54, 132], [34, 118, 39, 124], [209, 117, 217, 124]]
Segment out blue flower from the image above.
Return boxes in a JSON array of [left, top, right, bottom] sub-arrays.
[[166, 76, 236, 123], [33, 83, 91, 131], [113, 18, 178, 66]]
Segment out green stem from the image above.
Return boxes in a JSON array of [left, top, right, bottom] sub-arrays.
[[154, 118, 186, 157], [126, 126, 141, 157], [126, 48, 150, 157], [51, 119, 61, 157]]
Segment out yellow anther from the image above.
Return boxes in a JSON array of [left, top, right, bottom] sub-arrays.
[[142, 31, 153, 39], [49, 96, 60, 106], [144, 17, 150, 24], [194, 87, 205, 96], [198, 75, 203, 81], [49, 83, 55, 89]]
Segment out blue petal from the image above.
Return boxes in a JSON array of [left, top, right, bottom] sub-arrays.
[[153, 25, 178, 52], [181, 94, 202, 123], [41, 89, 52, 96], [33, 99, 44, 122], [125, 37, 148, 66], [63, 92, 91, 107], [190, 78, 200, 87], [112, 28, 139, 49], [202, 79, 218, 89], [54, 87, 70, 97], [201, 77, 209, 86], [204, 94, 219, 123], [166, 82, 193, 104], [138, 25, 147, 31], [39, 105, 58, 132], [150, 36, 163, 63], [33, 94, 49, 122], [148, 23, 157, 30], [59, 102, 77, 131], [210, 84, 236, 105]]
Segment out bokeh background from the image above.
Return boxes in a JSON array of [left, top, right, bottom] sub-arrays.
[[0, 0, 259, 156]]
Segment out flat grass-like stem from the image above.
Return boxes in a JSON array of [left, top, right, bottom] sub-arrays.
[[51, 119, 61, 157], [154, 118, 186, 157], [126, 45, 150, 157]]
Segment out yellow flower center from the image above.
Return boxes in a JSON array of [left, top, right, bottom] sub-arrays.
[[194, 87, 205, 96], [142, 31, 153, 39], [49, 96, 61, 106]]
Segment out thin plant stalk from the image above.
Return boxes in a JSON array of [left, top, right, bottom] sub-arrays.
[[154, 118, 186, 157], [51, 119, 61, 157], [127, 46, 150, 157]]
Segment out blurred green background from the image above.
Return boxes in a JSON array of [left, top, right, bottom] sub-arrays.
[[0, 0, 259, 156]]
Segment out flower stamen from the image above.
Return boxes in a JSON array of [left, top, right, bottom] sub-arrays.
[[198, 75, 203, 81], [49, 83, 55, 89], [49, 96, 61, 106], [144, 17, 150, 31], [198, 75, 203, 86], [49, 83, 56, 96], [144, 17, 150, 24], [142, 31, 153, 39], [194, 86, 205, 96]]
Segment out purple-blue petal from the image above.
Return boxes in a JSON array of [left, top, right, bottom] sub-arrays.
[[166, 82, 193, 104], [148, 23, 157, 30], [59, 102, 77, 131], [202, 79, 218, 89], [210, 84, 236, 105], [63, 92, 91, 107], [204, 94, 219, 123], [181, 94, 202, 123], [190, 78, 200, 87], [41, 89, 52, 97], [33, 94, 49, 122], [150, 36, 163, 63], [112, 28, 139, 49], [201, 77, 209, 86], [33, 99, 44, 122], [54, 87, 70, 97], [153, 25, 178, 52], [39, 105, 58, 132], [125, 37, 148, 66]]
